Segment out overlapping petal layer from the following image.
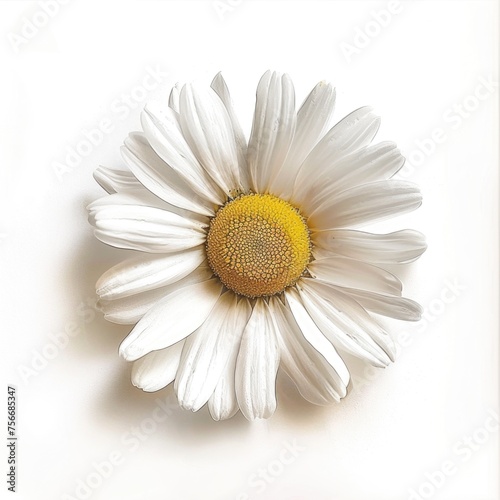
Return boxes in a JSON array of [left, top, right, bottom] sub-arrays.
[[90, 70, 425, 421]]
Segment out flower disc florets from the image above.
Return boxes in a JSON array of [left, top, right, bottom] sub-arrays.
[[206, 194, 311, 298]]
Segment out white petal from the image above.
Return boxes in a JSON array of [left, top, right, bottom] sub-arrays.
[[269, 81, 336, 198], [294, 81, 336, 153], [284, 288, 350, 392], [99, 266, 213, 324], [176, 293, 251, 412], [269, 297, 344, 404], [312, 229, 427, 264], [304, 106, 380, 164], [88, 191, 208, 254], [91, 208, 207, 254], [168, 83, 181, 113], [179, 84, 242, 195], [96, 247, 206, 300], [88, 189, 208, 223], [299, 279, 396, 366], [208, 371, 240, 420], [331, 141, 405, 187], [131, 340, 185, 392], [92, 229, 205, 254], [299, 141, 405, 213], [208, 298, 251, 421], [141, 103, 224, 205], [292, 106, 380, 204], [247, 71, 296, 193], [307, 257, 402, 296], [119, 278, 223, 361], [339, 288, 423, 321], [308, 180, 422, 230], [211, 72, 250, 191], [122, 132, 214, 216], [93, 166, 142, 193], [235, 299, 280, 420], [88, 188, 167, 211], [99, 286, 170, 325], [90, 183, 209, 224], [209, 352, 241, 420]]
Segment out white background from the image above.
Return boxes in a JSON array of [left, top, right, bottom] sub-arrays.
[[0, 1, 498, 499]]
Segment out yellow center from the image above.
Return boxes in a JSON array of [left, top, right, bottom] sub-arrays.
[[206, 194, 311, 298]]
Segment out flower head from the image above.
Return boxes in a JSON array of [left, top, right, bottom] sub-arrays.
[[89, 70, 426, 420]]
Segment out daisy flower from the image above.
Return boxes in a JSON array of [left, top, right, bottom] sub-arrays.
[[89, 70, 426, 421]]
